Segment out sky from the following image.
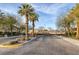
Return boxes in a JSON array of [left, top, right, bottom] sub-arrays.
[[0, 3, 75, 30]]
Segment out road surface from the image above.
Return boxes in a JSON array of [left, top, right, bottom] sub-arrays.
[[0, 35, 79, 55]]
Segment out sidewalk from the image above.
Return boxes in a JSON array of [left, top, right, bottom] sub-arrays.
[[0, 36, 22, 40], [59, 36, 79, 46]]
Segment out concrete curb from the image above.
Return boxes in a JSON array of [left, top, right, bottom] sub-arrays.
[[0, 36, 22, 40], [23, 35, 43, 45], [0, 44, 22, 48]]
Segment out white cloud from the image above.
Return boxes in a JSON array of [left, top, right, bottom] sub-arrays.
[[32, 3, 67, 15]]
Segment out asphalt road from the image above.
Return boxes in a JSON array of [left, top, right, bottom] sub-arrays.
[[0, 35, 79, 55]]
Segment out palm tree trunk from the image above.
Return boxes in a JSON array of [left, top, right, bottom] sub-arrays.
[[67, 27, 70, 36], [32, 20, 35, 37], [26, 15, 29, 40], [10, 26, 13, 36], [76, 20, 79, 39]]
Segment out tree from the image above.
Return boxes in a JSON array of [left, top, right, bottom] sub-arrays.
[[0, 10, 5, 28], [18, 3, 34, 39], [57, 15, 74, 36], [68, 4, 79, 38], [20, 24, 25, 33], [29, 12, 38, 37], [0, 10, 8, 33], [0, 10, 19, 36], [6, 15, 17, 34]]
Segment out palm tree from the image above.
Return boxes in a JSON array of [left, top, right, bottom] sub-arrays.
[[0, 10, 4, 27], [18, 4, 34, 39], [0, 10, 7, 33], [6, 15, 17, 35], [29, 12, 38, 37]]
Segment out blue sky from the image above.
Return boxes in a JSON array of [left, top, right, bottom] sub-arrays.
[[0, 3, 75, 29]]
